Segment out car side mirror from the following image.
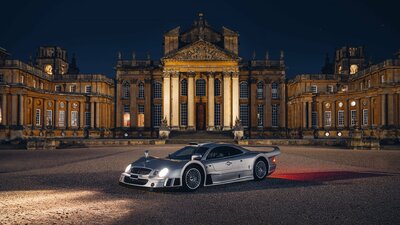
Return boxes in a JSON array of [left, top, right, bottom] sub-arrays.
[[191, 154, 202, 161]]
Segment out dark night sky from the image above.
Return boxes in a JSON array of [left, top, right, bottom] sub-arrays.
[[1, 0, 399, 78]]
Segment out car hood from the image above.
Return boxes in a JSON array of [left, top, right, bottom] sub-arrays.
[[131, 156, 188, 170]]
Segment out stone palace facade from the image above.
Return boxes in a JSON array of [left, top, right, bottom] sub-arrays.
[[1, 13, 399, 143]]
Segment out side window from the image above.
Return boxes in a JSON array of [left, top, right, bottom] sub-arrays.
[[206, 146, 242, 159]]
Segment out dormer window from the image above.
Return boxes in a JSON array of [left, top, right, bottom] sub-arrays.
[[311, 85, 318, 94]]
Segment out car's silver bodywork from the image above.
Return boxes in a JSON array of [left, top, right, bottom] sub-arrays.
[[119, 143, 280, 189]]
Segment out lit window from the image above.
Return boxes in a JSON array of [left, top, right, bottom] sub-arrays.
[[240, 104, 249, 127], [257, 82, 264, 99], [123, 105, 130, 127], [350, 110, 357, 126], [367, 80, 371, 88], [240, 81, 248, 99], [181, 79, 188, 96], [55, 85, 61, 92], [35, 109, 41, 126], [138, 105, 145, 127], [311, 111, 317, 128], [40, 82, 43, 90], [214, 79, 221, 96], [324, 111, 331, 127], [85, 85, 92, 93], [85, 112, 91, 127], [33, 80, 37, 88], [58, 111, 65, 127], [381, 75, 385, 83], [350, 64, 358, 74], [338, 110, 344, 126], [180, 103, 188, 126], [363, 109, 368, 126], [196, 79, 206, 96], [20, 75, 24, 84], [153, 82, 162, 99], [138, 82, 145, 99], [272, 82, 279, 99], [214, 103, 221, 126], [46, 110, 52, 126], [257, 104, 264, 126], [272, 104, 279, 127], [311, 85, 318, 94], [70, 84, 77, 92], [152, 104, 162, 127], [327, 85, 334, 93], [71, 111, 78, 127], [122, 81, 130, 99]]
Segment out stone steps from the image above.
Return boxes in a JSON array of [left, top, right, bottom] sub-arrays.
[[169, 130, 233, 140]]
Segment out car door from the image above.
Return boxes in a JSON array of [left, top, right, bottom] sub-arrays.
[[204, 146, 244, 183]]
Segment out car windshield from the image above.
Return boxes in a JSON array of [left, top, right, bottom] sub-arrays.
[[168, 146, 209, 160]]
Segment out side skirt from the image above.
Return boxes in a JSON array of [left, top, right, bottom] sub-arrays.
[[204, 176, 254, 187]]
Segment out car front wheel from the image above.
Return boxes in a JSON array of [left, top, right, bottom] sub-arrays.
[[182, 167, 203, 191]]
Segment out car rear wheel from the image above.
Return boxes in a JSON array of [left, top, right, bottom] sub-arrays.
[[182, 167, 202, 191], [253, 159, 267, 181]]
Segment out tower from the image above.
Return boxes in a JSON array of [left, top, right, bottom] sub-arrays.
[[35, 46, 69, 76], [334, 46, 365, 75]]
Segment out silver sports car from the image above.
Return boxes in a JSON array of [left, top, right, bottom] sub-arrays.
[[119, 143, 281, 191]]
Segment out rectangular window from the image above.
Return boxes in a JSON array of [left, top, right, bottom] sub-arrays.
[[0, 74, 4, 83], [381, 75, 385, 83], [214, 103, 221, 127], [363, 109, 368, 126], [327, 85, 333, 93], [239, 104, 249, 127], [351, 110, 357, 126], [55, 85, 61, 92], [311, 111, 318, 128], [70, 84, 77, 92], [324, 111, 331, 127], [35, 109, 41, 126], [152, 104, 162, 127], [85, 112, 91, 127], [123, 105, 130, 127], [40, 82, 43, 90], [46, 110, 52, 126], [71, 111, 78, 127], [138, 105, 145, 127], [311, 85, 318, 94], [338, 110, 345, 126], [180, 103, 188, 126], [20, 75, 24, 84], [85, 85, 92, 93], [271, 89, 278, 99], [58, 111, 65, 127], [367, 79, 371, 88], [272, 104, 279, 127], [257, 104, 264, 126]]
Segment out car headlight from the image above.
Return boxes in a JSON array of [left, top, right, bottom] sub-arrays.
[[124, 164, 132, 173], [158, 168, 169, 177]]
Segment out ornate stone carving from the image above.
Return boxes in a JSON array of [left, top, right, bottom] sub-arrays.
[[165, 41, 236, 61]]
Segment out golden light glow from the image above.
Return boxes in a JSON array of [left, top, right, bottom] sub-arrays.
[[44, 64, 53, 75], [123, 113, 130, 127], [350, 64, 358, 74]]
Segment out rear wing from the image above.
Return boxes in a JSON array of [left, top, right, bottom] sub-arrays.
[[243, 145, 281, 156]]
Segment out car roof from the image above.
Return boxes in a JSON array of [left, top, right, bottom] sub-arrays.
[[189, 142, 238, 148]]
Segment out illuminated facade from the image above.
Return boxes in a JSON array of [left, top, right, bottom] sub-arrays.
[[1, 14, 399, 142]]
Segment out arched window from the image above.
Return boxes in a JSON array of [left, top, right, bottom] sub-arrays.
[[214, 79, 221, 96], [138, 82, 145, 99], [196, 79, 206, 96], [181, 79, 187, 96], [122, 81, 130, 99], [271, 82, 278, 99], [153, 82, 162, 99], [240, 81, 248, 99], [256, 81, 264, 99]]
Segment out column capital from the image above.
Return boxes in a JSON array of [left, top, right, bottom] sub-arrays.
[[171, 72, 180, 78], [162, 72, 171, 78], [187, 72, 196, 78], [131, 78, 138, 84], [223, 71, 231, 78]]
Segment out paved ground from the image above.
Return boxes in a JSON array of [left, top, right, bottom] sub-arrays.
[[0, 145, 399, 225]]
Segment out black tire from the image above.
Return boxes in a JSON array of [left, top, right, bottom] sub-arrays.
[[182, 166, 203, 192], [253, 158, 268, 181]]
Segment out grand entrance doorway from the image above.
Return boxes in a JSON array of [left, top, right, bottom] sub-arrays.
[[196, 103, 206, 130]]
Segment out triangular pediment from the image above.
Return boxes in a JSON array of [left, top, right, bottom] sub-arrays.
[[163, 40, 239, 61]]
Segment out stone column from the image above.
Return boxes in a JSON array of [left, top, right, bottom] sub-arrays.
[[144, 78, 151, 128], [171, 72, 179, 129], [280, 82, 286, 128], [188, 73, 195, 130], [11, 94, 18, 125], [318, 101, 323, 129], [308, 101, 313, 128], [80, 101, 84, 128], [19, 95, 24, 125], [1, 94, 6, 125], [387, 94, 394, 125], [163, 72, 171, 126], [130, 79, 137, 129], [116, 79, 122, 128], [331, 101, 336, 128], [96, 102, 100, 128], [207, 73, 215, 130], [223, 72, 232, 130], [231, 72, 239, 127], [91, 101, 95, 128], [55, 100, 59, 127], [265, 81, 271, 127], [381, 94, 386, 126], [303, 101, 307, 128]]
